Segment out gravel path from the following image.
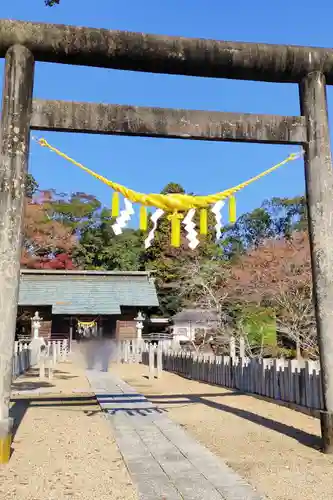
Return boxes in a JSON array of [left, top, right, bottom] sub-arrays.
[[113, 363, 333, 500], [0, 362, 138, 500]]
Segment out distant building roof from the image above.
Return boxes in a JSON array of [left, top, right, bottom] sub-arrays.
[[172, 309, 219, 324], [20, 269, 154, 277], [19, 269, 159, 315]]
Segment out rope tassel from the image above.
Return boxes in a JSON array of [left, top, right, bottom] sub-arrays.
[[200, 208, 208, 235], [111, 192, 120, 217], [229, 196, 236, 224], [139, 205, 148, 231], [168, 212, 183, 248]]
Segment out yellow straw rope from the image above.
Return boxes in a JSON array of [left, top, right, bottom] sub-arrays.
[[37, 138, 302, 212], [78, 321, 96, 328]]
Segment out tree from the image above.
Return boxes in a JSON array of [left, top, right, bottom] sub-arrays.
[[222, 195, 307, 258], [274, 281, 317, 359], [22, 252, 75, 270], [25, 173, 39, 198], [262, 196, 307, 237], [226, 207, 274, 250], [230, 231, 310, 300], [75, 208, 145, 271], [180, 258, 278, 356], [179, 259, 234, 351], [229, 231, 316, 358], [45, 0, 60, 5], [21, 191, 77, 269], [45, 191, 101, 235], [235, 305, 277, 358], [23, 201, 75, 253], [181, 259, 230, 311]]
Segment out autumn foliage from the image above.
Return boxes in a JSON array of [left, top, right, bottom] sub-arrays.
[[21, 192, 77, 270], [229, 231, 311, 302]]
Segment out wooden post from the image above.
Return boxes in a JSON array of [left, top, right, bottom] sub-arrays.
[[116, 341, 122, 364], [47, 358, 53, 380], [149, 343, 155, 380], [69, 317, 73, 352], [0, 45, 34, 464], [39, 345, 47, 380], [229, 336, 236, 360], [300, 71, 333, 453], [124, 341, 129, 363], [156, 344, 163, 379], [39, 357, 45, 379], [56, 340, 62, 360], [239, 335, 245, 359], [52, 342, 57, 365], [13, 342, 18, 378], [61, 339, 68, 361]]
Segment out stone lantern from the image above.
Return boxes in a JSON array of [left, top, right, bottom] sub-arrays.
[[135, 311, 145, 340]]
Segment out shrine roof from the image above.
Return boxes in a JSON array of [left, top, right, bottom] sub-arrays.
[[18, 269, 158, 315]]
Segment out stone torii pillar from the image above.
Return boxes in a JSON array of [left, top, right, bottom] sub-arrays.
[[300, 72, 333, 453], [0, 45, 34, 464]]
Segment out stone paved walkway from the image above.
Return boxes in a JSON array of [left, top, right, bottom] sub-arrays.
[[86, 370, 264, 500]]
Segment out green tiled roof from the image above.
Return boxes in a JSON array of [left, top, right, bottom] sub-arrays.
[[18, 271, 159, 315]]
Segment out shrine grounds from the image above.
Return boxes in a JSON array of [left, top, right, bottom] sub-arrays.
[[1, 357, 333, 499]]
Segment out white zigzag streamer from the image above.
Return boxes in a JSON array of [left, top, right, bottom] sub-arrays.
[[112, 199, 135, 235], [211, 200, 225, 241], [183, 209, 199, 250], [144, 209, 164, 249]]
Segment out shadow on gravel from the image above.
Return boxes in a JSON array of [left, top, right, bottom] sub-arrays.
[[12, 381, 55, 391], [145, 392, 322, 451], [9, 394, 100, 457], [10, 400, 29, 443]]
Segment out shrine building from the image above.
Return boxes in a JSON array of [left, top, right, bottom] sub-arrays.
[[16, 269, 159, 343]]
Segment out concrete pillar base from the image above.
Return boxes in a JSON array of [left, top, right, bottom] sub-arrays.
[[0, 418, 13, 464], [320, 411, 333, 454], [0, 434, 11, 464]]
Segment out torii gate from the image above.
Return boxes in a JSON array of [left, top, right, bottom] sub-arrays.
[[0, 19, 333, 459]]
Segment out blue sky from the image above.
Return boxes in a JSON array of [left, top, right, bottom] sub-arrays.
[[1, 1, 332, 219]]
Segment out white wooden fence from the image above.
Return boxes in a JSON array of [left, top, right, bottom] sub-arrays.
[[156, 352, 324, 411], [110, 341, 325, 412], [12, 339, 69, 379], [117, 339, 145, 363], [12, 342, 31, 378], [140, 350, 324, 411], [116, 339, 177, 363]]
